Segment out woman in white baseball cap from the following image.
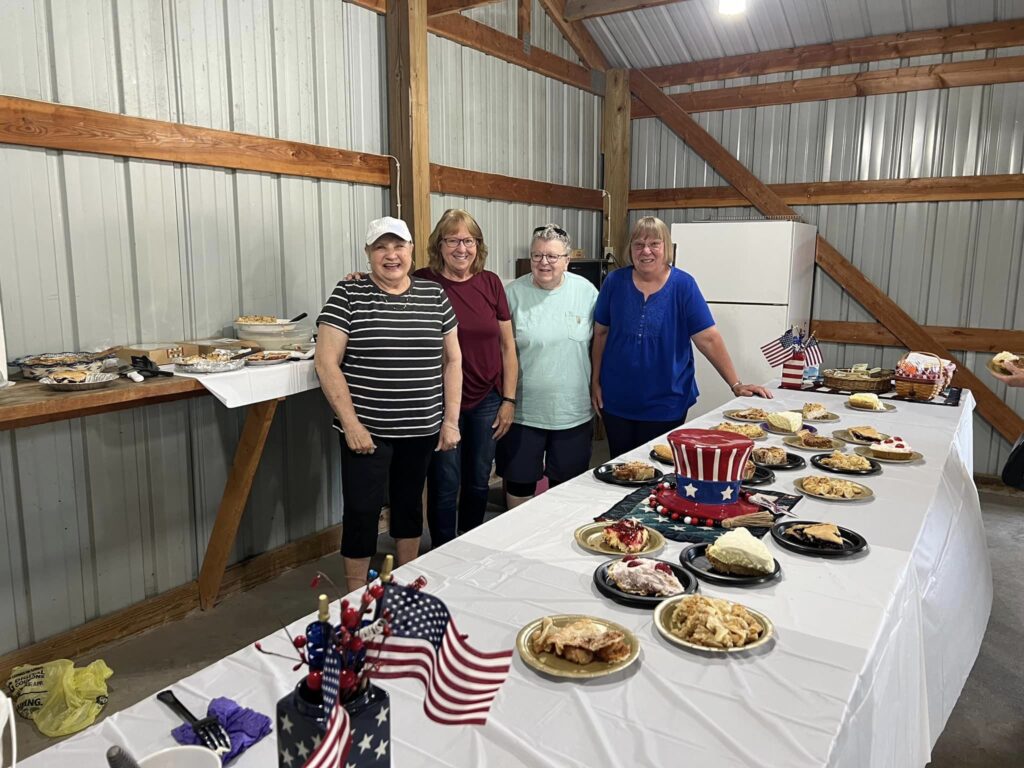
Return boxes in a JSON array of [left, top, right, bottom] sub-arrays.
[[316, 216, 463, 590]]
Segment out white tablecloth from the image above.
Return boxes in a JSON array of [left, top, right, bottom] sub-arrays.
[[24, 389, 990, 767], [165, 359, 319, 408]]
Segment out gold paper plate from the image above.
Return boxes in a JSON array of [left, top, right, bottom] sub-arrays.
[[574, 522, 666, 557], [723, 408, 773, 423], [782, 435, 846, 452], [794, 476, 874, 502], [653, 596, 774, 654], [845, 399, 897, 413], [832, 428, 891, 445], [854, 445, 924, 464], [516, 615, 641, 679]]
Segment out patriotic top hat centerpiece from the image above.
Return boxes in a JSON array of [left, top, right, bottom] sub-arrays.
[[651, 429, 760, 523]]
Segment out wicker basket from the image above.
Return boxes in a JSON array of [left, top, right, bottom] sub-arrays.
[[822, 368, 894, 393], [894, 351, 946, 400]]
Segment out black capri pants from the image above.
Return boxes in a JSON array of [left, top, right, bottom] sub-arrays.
[[339, 433, 436, 558]]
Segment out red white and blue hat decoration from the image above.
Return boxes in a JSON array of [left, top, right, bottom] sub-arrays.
[[651, 429, 759, 522]]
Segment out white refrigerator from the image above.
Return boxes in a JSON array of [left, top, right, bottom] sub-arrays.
[[671, 221, 818, 419]]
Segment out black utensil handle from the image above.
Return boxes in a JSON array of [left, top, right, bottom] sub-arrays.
[[289, 312, 308, 322], [156, 690, 199, 724]]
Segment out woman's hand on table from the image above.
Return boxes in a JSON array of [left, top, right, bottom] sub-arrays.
[[733, 382, 774, 399], [492, 401, 515, 440], [344, 422, 377, 454], [437, 422, 461, 451]]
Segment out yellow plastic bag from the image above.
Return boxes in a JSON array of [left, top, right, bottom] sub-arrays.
[[5, 659, 112, 737]]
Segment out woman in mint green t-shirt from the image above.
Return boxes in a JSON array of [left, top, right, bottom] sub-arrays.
[[496, 224, 598, 508]]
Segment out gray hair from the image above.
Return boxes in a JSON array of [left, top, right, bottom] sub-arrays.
[[531, 224, 571, 252]]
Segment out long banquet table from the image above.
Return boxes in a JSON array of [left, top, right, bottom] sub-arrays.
[[25, 388, 991, 767]]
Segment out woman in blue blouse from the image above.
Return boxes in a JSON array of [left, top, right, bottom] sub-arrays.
[[591, 216, 772, 458]]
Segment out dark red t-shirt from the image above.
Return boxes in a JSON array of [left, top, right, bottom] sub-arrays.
[[414, 268, 510, 410]]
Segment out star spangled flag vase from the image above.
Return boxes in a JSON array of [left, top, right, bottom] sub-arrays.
[[780, 351, 807, 390], [276, 680, 390, 768]]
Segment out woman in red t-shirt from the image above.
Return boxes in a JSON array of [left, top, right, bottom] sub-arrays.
[[415, 210, 517, 546]]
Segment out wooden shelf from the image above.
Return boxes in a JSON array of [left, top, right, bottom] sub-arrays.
[[0, 375, 208, 431]]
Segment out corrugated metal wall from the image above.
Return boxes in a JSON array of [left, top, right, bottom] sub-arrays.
[[0, 1, 602, 654], [428, 31, 603, 274], [629, 51, 1024, 475]]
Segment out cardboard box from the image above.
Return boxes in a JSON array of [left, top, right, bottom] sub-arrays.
[[189, 338, 261, 356], [116, 343, 199, 366]]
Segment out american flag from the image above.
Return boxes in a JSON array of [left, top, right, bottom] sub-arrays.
[[304, 646, 352, 768], [760, 328, 797, 367], [367, 583, 512, 725], [803, 339, 823, 367]]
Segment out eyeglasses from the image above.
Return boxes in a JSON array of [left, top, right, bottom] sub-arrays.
[[631, 240, 664, 251], [442, 237, 478, 248], [533, 225, 568, 237], [530, 253, 568, 263]]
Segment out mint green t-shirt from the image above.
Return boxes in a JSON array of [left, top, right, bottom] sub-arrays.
[[507, 271, 598, 430]]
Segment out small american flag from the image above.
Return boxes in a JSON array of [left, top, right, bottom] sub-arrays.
[[367, 583, 512, 725], [304, 647, 352, 768], [803, 339, 823, 368], [760, 329, 797, 367]]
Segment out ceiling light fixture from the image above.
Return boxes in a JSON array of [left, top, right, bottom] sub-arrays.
[[719, 0, 747, 15]]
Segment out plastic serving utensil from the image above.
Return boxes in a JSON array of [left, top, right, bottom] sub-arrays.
[[156, 690, 231, 755], [106, 745, 142, 768], [289, 312, 308, 322]]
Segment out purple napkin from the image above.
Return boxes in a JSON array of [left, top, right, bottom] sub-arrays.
[[170, 697, 272, 763]]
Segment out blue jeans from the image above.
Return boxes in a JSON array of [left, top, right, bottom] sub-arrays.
[[427, 390, 501, 547]]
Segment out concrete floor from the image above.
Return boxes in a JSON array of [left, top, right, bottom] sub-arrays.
[[14, 480, 1023, 765]]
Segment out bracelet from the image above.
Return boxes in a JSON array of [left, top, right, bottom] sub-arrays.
[[730, 381, 743, 392], [501, 397, 516, 406]]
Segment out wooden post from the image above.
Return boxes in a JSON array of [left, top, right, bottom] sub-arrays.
[[197, 398, 280, 609], [387, 0, 432, 267], [518, 0, 532, 48], [602, 69, 631, 265]]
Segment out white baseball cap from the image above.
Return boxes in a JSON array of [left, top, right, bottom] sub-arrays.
[[365, 216, 413, 245]]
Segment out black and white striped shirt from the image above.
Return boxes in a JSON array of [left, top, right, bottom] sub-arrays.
[[317, 277, 458, 438]]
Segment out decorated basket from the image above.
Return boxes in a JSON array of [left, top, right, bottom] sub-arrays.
[[895, 351, 954, 401], [821, 367, 894, 393]]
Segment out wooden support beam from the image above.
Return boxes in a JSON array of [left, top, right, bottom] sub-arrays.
[[428, 0, 503, 16], [628, 174, 1024, 209], [602, 69, 632, 263], [430, 163, 603, 209], [0, 95, 390, 185], [643, 19, 1024, 87], [1, 96, 604, 211], [387, 0, 432, 265], [628, 69, 1024, 443], [811, 320, 1024, 354], [348, 0, 599, 93], [565, 0, 687, 22], [631, 54, 1024, 117], [197, 398, 281, 609], [537, 0, 610, 70], [430, 11, 598, 92], [518, 0, 532, 44]]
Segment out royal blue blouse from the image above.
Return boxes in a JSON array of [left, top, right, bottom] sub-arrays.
[[594, 267, 715, 421]]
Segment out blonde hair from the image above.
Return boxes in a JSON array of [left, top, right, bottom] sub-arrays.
[[427, 209, 488, 275], [628, 216, 673, 267]]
